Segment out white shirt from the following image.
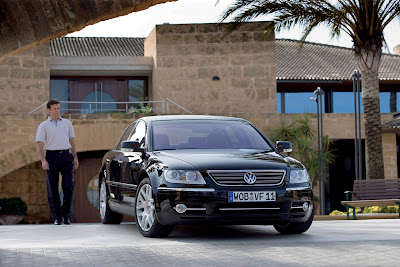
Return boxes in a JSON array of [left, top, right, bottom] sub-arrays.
[[36, 117, 75, 151]]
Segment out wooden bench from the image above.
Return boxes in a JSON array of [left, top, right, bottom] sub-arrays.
[[341, 178, 400, 220]]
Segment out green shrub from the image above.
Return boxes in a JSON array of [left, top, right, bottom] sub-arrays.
[[329, 208, 362, 215], [129, 105, 152, 114], [329, 210, 346, 215], [0, 198, 27, 215], [363, 206, 399, 214]]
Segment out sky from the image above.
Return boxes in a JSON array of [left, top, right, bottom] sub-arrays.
[[68, 0, 400, 54]]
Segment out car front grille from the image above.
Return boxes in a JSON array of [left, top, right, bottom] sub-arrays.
[[207, 170, 286, 187]]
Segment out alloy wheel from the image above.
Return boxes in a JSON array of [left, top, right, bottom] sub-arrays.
[[136, 183, 155, 231], [99, 180, 107, 220]]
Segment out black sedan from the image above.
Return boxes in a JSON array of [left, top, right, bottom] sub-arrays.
[[99, 115, 314, 237]]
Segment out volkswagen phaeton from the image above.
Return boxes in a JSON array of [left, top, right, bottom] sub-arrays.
[[98, 115, 314, 237]]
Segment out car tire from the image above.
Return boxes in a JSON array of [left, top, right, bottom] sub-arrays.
[[273, 204, 314, 234], [99, 177, 123, 224], [135, 178, 174, 238]]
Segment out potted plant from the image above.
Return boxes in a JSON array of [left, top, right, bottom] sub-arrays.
[[0, 197, 28, 225]]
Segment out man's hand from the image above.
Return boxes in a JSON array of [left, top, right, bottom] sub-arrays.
[[73, 157, 79, 170], [41, 160, 49, 170]]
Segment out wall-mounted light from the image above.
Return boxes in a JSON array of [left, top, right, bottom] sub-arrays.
[[212, 76, 220, 81]]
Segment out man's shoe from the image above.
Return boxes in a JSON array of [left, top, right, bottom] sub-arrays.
[[63, 217, 71, 225], [54, 219, 62, 225]]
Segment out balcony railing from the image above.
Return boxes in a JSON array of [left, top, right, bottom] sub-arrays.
[[28, 99, 191, 115]]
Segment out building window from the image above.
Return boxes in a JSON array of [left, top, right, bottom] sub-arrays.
[[129, 80, 147, 109], [50, 79, 68, 112], [332, 92, 361, 113], [50, 77, 148, 114], [278, 92, 325, 113], [81, 91, 117, 114], [277, 92, 281, 113], [278, 89, 399, 114]]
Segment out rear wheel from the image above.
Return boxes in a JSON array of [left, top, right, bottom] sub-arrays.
[[273, 205, 314, 234], [135, 178, 174, 237], [99, 177, 123, 224]]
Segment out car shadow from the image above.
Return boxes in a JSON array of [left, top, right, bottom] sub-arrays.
[[117, 222, 315, 242], [167, 224, 309, 241]]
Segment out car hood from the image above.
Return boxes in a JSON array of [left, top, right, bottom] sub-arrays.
[[154, 149, 296, 171]]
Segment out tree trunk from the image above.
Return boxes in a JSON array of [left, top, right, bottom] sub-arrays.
[[355, 38, 385, 180], [361, 69, 385, 179]]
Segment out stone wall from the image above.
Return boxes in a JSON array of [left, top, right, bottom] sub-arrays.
[[382, 133, 398, 179], [145, 22, 277, 114], [0, 44, 50, 114], [0, 162, 50, 223]]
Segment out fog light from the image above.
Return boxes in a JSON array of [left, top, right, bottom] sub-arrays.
[[302, 202, 309, 211], [174, 204, 187, 214]]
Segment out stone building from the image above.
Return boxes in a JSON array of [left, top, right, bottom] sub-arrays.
[[1, 22, 400, 222]]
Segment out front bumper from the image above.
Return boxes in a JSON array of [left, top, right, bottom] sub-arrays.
[[155, 186, 313, 226]]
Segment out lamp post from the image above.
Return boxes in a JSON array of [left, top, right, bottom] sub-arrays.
[[351, 70, 362, 180], [311, 87, 325, 215]]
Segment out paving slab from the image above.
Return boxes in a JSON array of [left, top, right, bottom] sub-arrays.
[[0, 219, 399, 266]]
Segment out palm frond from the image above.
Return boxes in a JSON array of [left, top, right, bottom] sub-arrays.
[[269, 123, 297, 143], [220, 0, 399, 50]]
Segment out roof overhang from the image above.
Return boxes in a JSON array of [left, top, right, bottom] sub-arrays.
[[50, 56, 153, 76]]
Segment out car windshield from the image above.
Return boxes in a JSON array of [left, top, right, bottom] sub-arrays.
[[151, 119, 273, 151]]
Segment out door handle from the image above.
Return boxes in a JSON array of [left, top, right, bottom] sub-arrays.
[[118, 160, 123, 164], [106, 159, 111, 163]]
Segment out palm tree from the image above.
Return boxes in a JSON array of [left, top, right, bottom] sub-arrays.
[[220, 0, 400, 180]]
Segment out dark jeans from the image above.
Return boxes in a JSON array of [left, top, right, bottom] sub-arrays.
[[45, 150, 74, 221]]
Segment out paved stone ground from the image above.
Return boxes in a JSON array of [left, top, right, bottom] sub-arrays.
[[0, 219, 399, 266]]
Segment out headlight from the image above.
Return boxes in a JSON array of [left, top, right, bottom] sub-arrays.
[[163, 170, 206, 185], [289, 168, 310, 184]]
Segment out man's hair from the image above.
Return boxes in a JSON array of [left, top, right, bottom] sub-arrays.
[[47, 99, 60, 109]]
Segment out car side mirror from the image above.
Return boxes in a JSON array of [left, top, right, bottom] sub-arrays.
[[276, 141, 292, 153], [121, 141, 146, 153]]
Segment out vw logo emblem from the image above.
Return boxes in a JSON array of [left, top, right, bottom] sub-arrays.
[[243, 172, 257, 184]]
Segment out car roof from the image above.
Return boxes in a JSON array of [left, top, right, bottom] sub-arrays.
[[139, 115, 249, 123]]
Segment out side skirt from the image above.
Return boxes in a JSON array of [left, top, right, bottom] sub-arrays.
[[109, 199, 135, 217]]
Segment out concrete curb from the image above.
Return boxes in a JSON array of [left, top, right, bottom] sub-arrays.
[[315, 214, 399, 220]]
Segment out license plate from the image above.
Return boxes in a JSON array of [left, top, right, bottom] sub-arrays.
[[228, 191, 276, 202]]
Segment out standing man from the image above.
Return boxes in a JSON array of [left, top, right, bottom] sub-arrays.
[[36, 99, 79, 225]]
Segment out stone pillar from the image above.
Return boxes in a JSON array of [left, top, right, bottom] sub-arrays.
[[394, 45, 400, 55], [145, 22, 276, 115]]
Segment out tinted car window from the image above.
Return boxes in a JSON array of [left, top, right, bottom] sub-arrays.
[[129, 120, 146, 147], [152, 120, 272, 150], [114, 122, 136, 150]]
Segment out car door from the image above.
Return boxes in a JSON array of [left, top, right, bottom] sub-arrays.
[[119, 120, 147, 205], [106, 121, 136, 202]]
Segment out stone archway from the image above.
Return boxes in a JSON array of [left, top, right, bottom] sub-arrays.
[[0, 114, 139, 223], [0, 0, 176, 61]]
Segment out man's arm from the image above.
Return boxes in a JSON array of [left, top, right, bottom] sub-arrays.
[[37, 141, 49, 170], [70, 138, 79, 169]]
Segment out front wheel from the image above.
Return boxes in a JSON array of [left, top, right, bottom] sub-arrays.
[[135, 178, 174, 237], [99, 177, 123, 224], [273, 205, 314, 234]]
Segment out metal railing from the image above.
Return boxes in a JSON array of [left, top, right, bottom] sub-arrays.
[[28, 99, 191, 115]]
